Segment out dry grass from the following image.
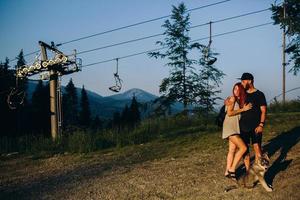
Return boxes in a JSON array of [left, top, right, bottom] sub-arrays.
[[0, 113, 300, 200]]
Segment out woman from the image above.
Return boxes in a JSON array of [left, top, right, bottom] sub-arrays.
[[223, 82, 252, 180]]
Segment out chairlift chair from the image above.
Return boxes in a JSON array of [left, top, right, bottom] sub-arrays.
[[109, 58, 123, 92], [7, 87, 25, 110], [7, 68, 26, 110], [204, 21, 217, 66]]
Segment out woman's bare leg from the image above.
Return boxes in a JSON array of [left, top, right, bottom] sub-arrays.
[[225, 139, 236, 176], [228, 135, 247, 172]]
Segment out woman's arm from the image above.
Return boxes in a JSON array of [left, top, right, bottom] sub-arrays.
[[227, 97, 252, 117]]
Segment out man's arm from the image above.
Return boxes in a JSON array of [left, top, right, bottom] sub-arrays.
[[255, 105, 267, 134]]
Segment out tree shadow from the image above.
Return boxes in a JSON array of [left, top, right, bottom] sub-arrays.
[[236, 126, 300, 185]]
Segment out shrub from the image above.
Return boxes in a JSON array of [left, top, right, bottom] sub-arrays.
[[269, 99, 300, 113], [0, 113, 218, 155], [67, 130, 95, 153]]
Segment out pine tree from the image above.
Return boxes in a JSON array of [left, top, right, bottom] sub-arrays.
[[31, 80, 50, 134], [91, 115, 102, 131], [79, 85, 91, 128], [151, 96, 172, 117], [149, 3, 203, 110], [0, 58, 13, 99], [121, 104, 130, 128], [149, 3, 224, 114], [193, 48, 224, 112], [16, 50, 26, 67], [62, 78, 78, 128], [272, 0, 300, 75], [112, 111, 121, 130], [129, 96, 141, 128], [0, 58, 15, 136], [15, 50, 29, 136], [15, 50, 28, 102]]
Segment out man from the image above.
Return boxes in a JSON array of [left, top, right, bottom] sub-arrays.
[[239, 72, 267, 172]]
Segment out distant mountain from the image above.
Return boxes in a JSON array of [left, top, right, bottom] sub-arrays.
[[27, 80, 104, 100], [76, 88, 103, 101], [27, 80, 107, 117], [26, 81, 160, 119], [27, 81, 187, 119], [95, 88, 159, 118], [109, 88, 158, 102]]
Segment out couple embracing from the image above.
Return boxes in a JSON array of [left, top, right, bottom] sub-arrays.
[[222, 73, 267, 181]]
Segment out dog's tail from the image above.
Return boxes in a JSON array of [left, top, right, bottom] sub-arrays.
[[224, 185, 238, 192]]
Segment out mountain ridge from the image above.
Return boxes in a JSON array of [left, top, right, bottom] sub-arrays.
[[27, 81, 159, 119]]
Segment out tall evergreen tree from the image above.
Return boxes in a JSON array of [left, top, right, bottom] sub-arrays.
[[121, 104, 130, 128], [149, 3, 224, 113], [31, 80, 50, 134], [15, 50, 27, 96], [129, 96, 141, 128], [16, 50, 26, 68], [112, 111, 121, 130], [272, 0, 300, 75], [149, 3, 203, 110], [0, 58, 13, 98], [62, 78, 78, 128], [15, 50, 29, 136], [151, 96, 173, 117], [15, 49, 27, 103], [0, 58, 15, 136], [91, 115, 103, 131], [193, 48, 224, 112], [79, 85, 91, 128]]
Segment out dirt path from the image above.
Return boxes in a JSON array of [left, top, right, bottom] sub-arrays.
[[1, 117, 300, 199]]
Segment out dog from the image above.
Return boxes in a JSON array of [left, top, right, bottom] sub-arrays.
[[225, 153, 273, 192]]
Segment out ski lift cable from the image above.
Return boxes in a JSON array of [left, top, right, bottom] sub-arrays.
[[9, 50, 40, 63], [76, 33, 163, 55], [10, 4, 270, 61], [209, 21, 212, 47], [83, 47, 165, 67], [192, 22, 273, 43], [203, 8, 270, 27], [4, 22, 273, 72], [268, 87, 300, 103], [75, 8, 270, 56], [82, 22, 273, 68], [116, 58, 119, 74], [56, 0, 232, 46]]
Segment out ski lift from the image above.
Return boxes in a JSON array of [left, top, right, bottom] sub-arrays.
[[7, 88, 25, 110], [6, 76, 25, 110], [204, 21, 217, 66], [206, 56, 217, 66], [7, 71, 25, 110], [109, 58, 123, 92]]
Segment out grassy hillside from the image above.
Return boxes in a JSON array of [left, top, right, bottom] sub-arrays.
[[0, 112, 300, 199]]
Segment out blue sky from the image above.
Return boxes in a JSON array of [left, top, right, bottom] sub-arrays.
[[0, 0, 299, 104]]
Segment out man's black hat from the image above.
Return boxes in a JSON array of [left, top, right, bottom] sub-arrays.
[[239, 72, 254, 80]]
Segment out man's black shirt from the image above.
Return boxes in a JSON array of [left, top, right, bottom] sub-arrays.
[[240, 90, 267, 132]]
